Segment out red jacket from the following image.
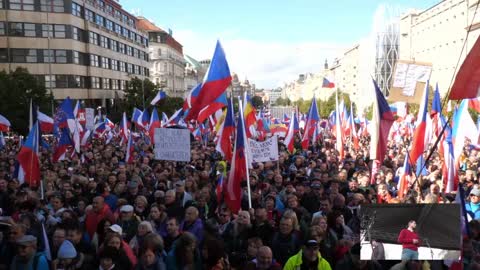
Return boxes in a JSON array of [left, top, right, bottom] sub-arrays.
[[85, 204, 114, 238], [397, 229, 420, 251]]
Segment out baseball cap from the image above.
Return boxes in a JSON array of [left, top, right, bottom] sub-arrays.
[[305, 239, 319, 248], [108, 224, 123, 235], [16, 235, 37, 246], [470, 188, 480, 197], [120, 205, 134, 212]]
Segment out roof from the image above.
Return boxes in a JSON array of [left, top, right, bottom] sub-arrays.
[[184, 55, 202, 69], [136, 16, 165, 32]]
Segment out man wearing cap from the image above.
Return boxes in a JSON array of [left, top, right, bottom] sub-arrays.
[[117, 205, 139, 242], [54, 240, 81, 270], [283, 239, 332, 270], [466, 187, 480, 221], [10, 235, 49, 270], [174, 180, 192, 207]]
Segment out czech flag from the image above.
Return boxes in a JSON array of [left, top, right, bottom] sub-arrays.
[[17, 121, 41, 187], [150, 90, 166, 105], [410, 82, 429, 164], [398, 153, 411, 199], [52, 128, 73, 162], [441, 115, 457, 192], [185, 41, 232, 121], [449, 34, 480, 99], [216, 98, 235, 162], [369, 79, 395, 161], [149, 108, 161, 144], [226, 100, 248, 214], [322, 77, 335, 88], [0, 114, 11, 132], [284, 112, 295, 153], [55, 97, 76, 134], [335, 91, 344, 159], [198, 92, 227, 123], [301, 98, 320, 150], [37, 111, 54, 133]]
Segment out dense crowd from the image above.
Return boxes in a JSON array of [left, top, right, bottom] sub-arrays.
[[0, 124, 479, 270]]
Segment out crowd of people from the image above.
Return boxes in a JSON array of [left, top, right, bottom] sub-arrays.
[[0, 122, 478, 270]]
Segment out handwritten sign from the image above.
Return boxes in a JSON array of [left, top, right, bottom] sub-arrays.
[[248, 136, 279, 163], [154, 128, 191, 162], [85, 108, 95, 130]]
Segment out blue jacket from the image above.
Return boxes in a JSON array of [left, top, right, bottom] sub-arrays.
[[465, 202, 480, 220], [180, 218, 204, 243], [10, 252, 49, 270]]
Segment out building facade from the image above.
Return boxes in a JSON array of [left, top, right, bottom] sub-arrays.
[[399, 0, 480, 96], [0, 0, 150, 103], [137, 17, 185, 98], [184, 54, 206, 92]]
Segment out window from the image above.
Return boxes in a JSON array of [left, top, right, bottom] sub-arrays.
[[0, 49, 7, 62], [110, 40, 118, 51], [114, 10, 121, 19], [134, 65, 139, 75], [40, 0, 64, 12], [129, 31, 135, 41], [56, 75, 68, 88], [119, 61, 126, 72], [128, 18, 134, 27], [11, 49, 25, 62], [55, 50, 67, 63], [72, 27, 81, 41], [106, 5, 113, 14], [89, 32, 98, 45], [90, 54, 99, 67], [103, 78, 110, 89], [120, 80, 126, 90], [43, 49, 54, 62], [24, 23, 35, 37], [95, 14, 104, 26], [54, 25, 66, 38], [72, 2, 82, 17], [9, 0, 34, 11], [133, 49, 139, 59], [112, 79, 118, 90], [100, 35, 108, 48], [122, 14, 128, 23], [45, 75, 56, 88], [119, 43, 125, 54], [122, 27, 128, 38], [126, 46, 132, 56], [85, 9, 94, 22], [26, 49, 37, 62], [73, 51, 80, 64], [101, 57, 109, 69], [42, 24, 53, 38], [0, 22, 4, 35], [111, 59, 118, 70], [72, 75, 84, 88], [136, 34, 141, 44], [114, 24, 121, 35], [127, 63, 133, 74], [106, 20, 113, 31], [91, 77, 100, 88], [9, 22, 23, 36]]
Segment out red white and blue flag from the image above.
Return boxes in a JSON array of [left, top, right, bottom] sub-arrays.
[[449, 34, 480, 99], [216, 98, 235, 162], [17, 121, 41, 187], [150, 90, 167, 105], [198, 93, 227, 123], [37, 110, 54, 133], [369, 79, 395, 161], [52, 128, 73, 162], [301, 98, 319, 150], [284, 112, 296, 153], [0, 114, 11, 132], [226, 101, 248, 214], [149, 108, 161, 144], [120, 112, 129, 143], [185, 41, 232, 121], [398, 153, 412, 199], [322, 77, 335, 88], [410, 82, 430, 164], [55, 97, 76, 134]]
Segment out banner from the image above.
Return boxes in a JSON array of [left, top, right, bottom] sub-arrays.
[[248, 135, 279, 163], [85, 108, 95, 130], [154, 128, 191, 162]]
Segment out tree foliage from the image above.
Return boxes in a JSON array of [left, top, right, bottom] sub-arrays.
[[121, 77, 157, 112], [0, 67, 53, 135], [251, 95, 264, 109], [293, 90, 356, 118], [275, 97, 292, 106]]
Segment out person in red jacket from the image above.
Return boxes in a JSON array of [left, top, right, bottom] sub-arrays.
[[85, 196, 115, 239], [397, 220, 421, 260]]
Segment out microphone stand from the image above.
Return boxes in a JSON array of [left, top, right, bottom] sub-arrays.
[[360, 211, 376, 258], [424, 238, 434, 261]]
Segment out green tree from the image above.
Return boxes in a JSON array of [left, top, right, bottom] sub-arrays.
[[0, 67, 53, 135], [276, 97, 291, 106], [154, 97, 184, 116], [122, 77, 157, 112], [251, 95, 264, 109]]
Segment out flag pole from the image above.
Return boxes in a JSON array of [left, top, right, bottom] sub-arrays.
[[238, 98, 252, 209]]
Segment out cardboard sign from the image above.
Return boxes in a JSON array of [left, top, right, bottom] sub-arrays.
[[389, 60, 432, 104], [85, 108, 95, 130], [248, 135, 279, 163], [154, 128, 191, 162]]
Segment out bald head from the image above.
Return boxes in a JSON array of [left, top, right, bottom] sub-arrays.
[[92, 196, 104, 212], [257, 246, 273, 269], [185, 206, 199, 223]]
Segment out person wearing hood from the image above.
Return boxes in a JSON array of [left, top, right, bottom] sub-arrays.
[[466, 187, 480, 220]]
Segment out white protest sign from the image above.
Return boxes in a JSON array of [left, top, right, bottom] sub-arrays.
[[85, 108, 95, 130], [248, 135, 279, 163], [154, 128, 191, 162]]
